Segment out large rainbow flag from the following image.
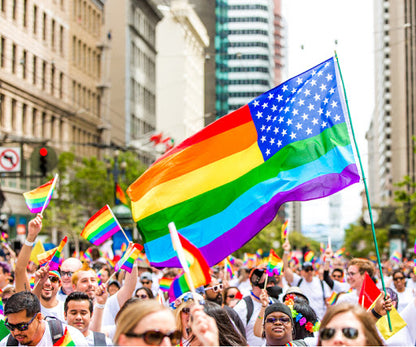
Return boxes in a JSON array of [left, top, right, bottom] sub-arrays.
[[127, 57, 360, 267], [81, 205, 122, 245]]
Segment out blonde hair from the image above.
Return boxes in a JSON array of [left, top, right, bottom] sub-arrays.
[[71, 262, 95, 286], [174, 299, 194, 335], [113, 299, 173, 344]]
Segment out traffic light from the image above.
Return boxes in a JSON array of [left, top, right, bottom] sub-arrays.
[[30, 145, 58, 177], [39, 147, 48, 177]]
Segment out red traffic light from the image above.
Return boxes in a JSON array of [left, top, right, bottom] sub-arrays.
[[39, 147, 48, 157]]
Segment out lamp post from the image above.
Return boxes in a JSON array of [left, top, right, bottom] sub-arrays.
[[106, 150, 127, 205]]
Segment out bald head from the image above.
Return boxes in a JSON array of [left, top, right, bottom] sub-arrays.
[[60, 258, 83, 294]]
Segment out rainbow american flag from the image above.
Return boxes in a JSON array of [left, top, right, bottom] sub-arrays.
[[23, 176, 57, 213], [81, 205, 122, 245], [0, 297, 3, 316], [29, 277, 35, 289], [114, 243, 143, 273], [266, 249, 283, 276], [53, 327, 75, 346], [159, 277, 174, 292]]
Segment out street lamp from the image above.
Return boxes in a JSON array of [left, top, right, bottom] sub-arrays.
[[106, 150, 127, 205]]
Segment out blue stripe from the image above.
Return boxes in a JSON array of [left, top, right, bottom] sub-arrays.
[[144, 144, 357, 263]]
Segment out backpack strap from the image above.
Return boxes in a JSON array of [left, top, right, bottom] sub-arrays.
[[243, 296, 254, 325], [47, 318, 64, 344], [320, 280, 326, 308], [93, 331, 107, 346], [297, 278, 303, 286]]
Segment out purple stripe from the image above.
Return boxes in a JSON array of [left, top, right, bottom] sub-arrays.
[[90, 225, 121, 245], [152, 164, 359, 267]]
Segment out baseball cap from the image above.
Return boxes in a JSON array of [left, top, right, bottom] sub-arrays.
[[249, 268, 266, 286], [302, 262, 314, 270], [283, 286, 309, 304], [140, 272, 153, 282]]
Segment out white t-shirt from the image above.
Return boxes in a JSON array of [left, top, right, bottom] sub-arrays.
[[85, 330, 113, 346], [396, 287, 414, 313], [229, 278, 252, 297], [0, 321, 87, 346], [291, 273, 331, 320], [233, 295, 265, 346], [101, 293, 120, 327], [41, 301, 65, 323]]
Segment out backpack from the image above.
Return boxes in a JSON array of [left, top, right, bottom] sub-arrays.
[[93, 331, 107, 346], [243, 295, 278, 325], [7, 318, 63, 346], [297, 278, 326, 308]]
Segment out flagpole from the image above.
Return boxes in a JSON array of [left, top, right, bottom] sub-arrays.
[[107, 204, 130, 244], [40, 173, 58, 216], [335, 53, 392, 331]]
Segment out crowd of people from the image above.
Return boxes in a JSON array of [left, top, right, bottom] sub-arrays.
[[0, 214, 414, 346]]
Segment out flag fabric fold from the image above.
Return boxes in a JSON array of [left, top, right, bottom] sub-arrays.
[[128, 57, 360, 267], [48, 236, 68, 271], [53, 327, 75, 346], [266, 249, 283, 276], [23, 178, 56, 213], [114, 243, 143, 273], [358, 272, 382, 310], [81, 205, 122, 245]]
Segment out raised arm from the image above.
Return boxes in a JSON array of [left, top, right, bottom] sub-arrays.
[[15, 214, 42, 292], [282, 240, 294, 285]]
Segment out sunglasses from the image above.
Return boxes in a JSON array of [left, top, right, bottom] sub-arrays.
[[182, 307, 191, 314], [136, 294, 148, 299], [205, 284, 223, 292], [125, 329, 182, 345], [49, 276, 60, 283], [393, 276, 405, 281], [141, 281, 150, 285], [265, 317, 291, 324], [320, 327, 359, 340], [60, 271, 73, 277], [5, 313, 37, 331], [303, 267, 313, 272], [227, 294, 236, 299]]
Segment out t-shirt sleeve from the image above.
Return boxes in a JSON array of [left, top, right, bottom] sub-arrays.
[[101, 294, 120, 328]]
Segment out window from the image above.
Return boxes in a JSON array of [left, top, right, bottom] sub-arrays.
[[51, 19, 55, 49], [32, 56, 37, 84], [11, 43, 16, 73], [0, 94, 4, 127], [42, 12, 47, 41], [59, 26, 64, 54], [11, 99, 17, 131], [23, 0, 27, 27], [51, 65, 55, 95], [0, 0, 5, 14], [32, 108, 37, 136], [42, 60, 46, 89], [22, 50, 27, 79], [0, 37, 4, 68], [22, 104, 27, 134], [33, 5, 38, 34], [12, 0, 16, 19], [59, 72, 63, 98]]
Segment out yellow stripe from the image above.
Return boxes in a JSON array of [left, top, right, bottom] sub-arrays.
[[132, 142, 263, 221], [83, 211, 113, 234]]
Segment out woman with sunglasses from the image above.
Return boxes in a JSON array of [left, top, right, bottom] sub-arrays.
[[317, 303, 384, 346], [135, 287, 154, 300], [391, 270, 413, 312], [223, 286, 241, 308], [174, 298, 195, 345], [114, 299, 181, 346]]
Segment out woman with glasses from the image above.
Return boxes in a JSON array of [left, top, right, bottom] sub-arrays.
[[223, 286, 241, 308], [135, 287, 154, 300], [317, 303, 383, 346], [174, 296, 198, 345], [390, 270, 413, 312], [114, 299, 181, 346]]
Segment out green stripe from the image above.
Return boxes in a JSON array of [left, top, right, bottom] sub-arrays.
[[138, 123, 351, 243], [86, 219, 117, 239]]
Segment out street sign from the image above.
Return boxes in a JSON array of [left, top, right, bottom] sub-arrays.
[[0, 147, 21, 173]]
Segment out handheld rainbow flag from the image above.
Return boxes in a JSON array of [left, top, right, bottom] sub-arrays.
[[0, 297, 3, 317], [224, 256, 234, 279], [115, 183, 128, 206], [266, 249, 283, 276], [29, 276, 35, 289], [333, 247, 345, 258], [37, 247, 57, 266], [127, 57, 360, 267], [159, 277, 174, 292], [304, 250, 315, 263], [81, 205, 128, 245], [23, 174, 58, 214], [48, 236, 68, 271], [390, 251, 402, 263], [114, 243, 143, 273], [168, 228, 211, 302], [281, 220, 289, 241], [327, 291, 337, 305], [53, 326, 75, 346]]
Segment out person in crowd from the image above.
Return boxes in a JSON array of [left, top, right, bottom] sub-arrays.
[[317, 303, 384, 346], [135, 287, 154, 300], [261, 302, 303, 346], [292, 301, 319, 340], [233, 267, 272, 346], [140, 271, 156, 296], [282, 286, 309, 304], [283, 240, 331, 320], [114, 299, 219, 346], [64, 291, 113, 346], [1, 286, 15, 305], [406, 267, 416, 289], [107, 280, 121, 296], [229, 267, 252, 297], [390, 269, 413, 312], [265, 276, 283, 301], [0, 291, 87, 346], [32, 268, 65, 322], [188, 301, 247, 346], [322, 248, 350, 293], [223, 286, 241, 308], [57, 257, 83, 301], [0, 261, 12, 291], [97, 265, 112, 284], [71, 263, 99, 300]]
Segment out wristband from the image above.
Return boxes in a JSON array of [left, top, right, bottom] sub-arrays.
[[284, 251, 290, 254], [371, 308, 382, 319], [24, 239, 35, 247], [95, 303, 105, 309]]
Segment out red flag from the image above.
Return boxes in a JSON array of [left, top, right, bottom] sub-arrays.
[[358, 272, 382, 310], [115, 183, 128, 205], [150, 132, 163, 144]]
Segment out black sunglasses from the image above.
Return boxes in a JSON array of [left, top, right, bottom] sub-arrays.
[[320, 327, 359, 340], [141, 281, 150, 285], [136, 294, 148, 299], [265, 316, 291, 324], [182, 307, 191, 314], [227, 294, 235, 299], [303, 267, 313, 272], [49, 276, 60, 283], [60, 271, 73, 277], [125, 330, 182, 345], [5, 313, 37, 331]]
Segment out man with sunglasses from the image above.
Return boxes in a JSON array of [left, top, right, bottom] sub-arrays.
[[64, 291, 113, 346], [57, 257, 82, 302], [0, 291, 87, 346]]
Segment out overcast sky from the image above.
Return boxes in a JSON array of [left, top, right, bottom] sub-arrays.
[[281, 0, 375, 229]]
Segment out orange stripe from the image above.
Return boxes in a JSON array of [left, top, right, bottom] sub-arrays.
[[128, 120, 257, 202]]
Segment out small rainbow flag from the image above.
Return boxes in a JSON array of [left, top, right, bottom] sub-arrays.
[[29, 277, 35, 289], [333, 247, 345, 258], [159, 277, 174, 292], [97, 270, 103, 286], [0, 232, 8, 243], [81, 205, 122, 245], [304, 250, 315, 263], [327, 291, 338, 305], [38, 247, 57, 266], [281, 219, 289, 241], [390, 251, 402, 263], [53, 327, 75, 346], [115, 243, 143, 273], [0, 297, 3, 316], [224, 256, 234, 278], [49, 236, 67, 271], [23, 175, 58, 214], [266, 249, 283, 276], [320, 242, 325, 255], [115, 183, 128, 205]]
